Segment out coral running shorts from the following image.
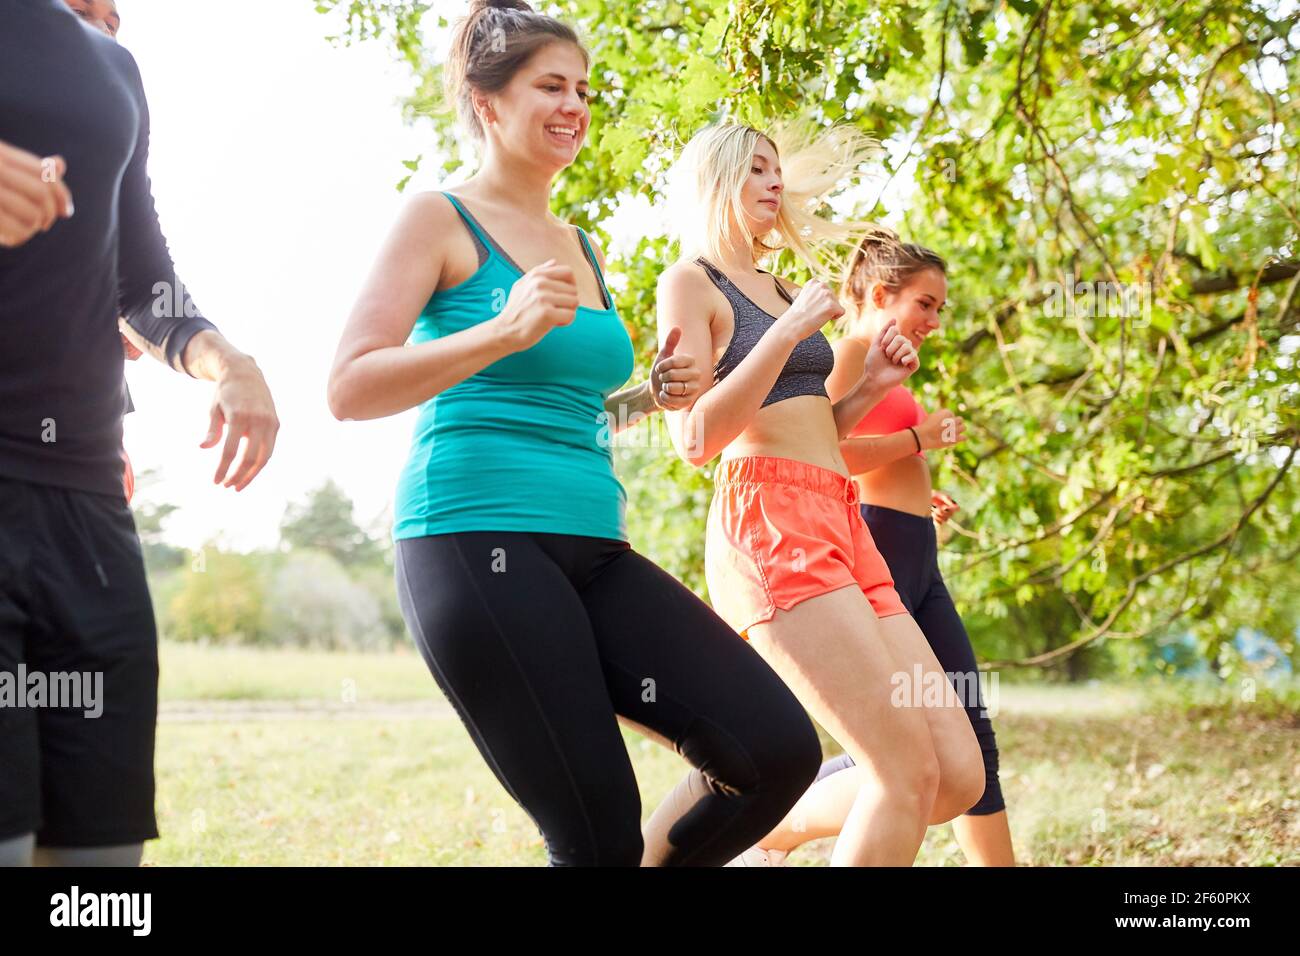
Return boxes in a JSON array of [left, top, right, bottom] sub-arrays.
[[705, 455, 908, 639]]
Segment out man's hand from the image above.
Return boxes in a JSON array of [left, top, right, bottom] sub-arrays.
[[181, 331, 278, 491], [200, 357, 279, 491], [0, 140, 73, 247]]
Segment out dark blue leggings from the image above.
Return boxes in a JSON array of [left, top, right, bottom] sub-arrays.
[[816, 505, 1005, 816]]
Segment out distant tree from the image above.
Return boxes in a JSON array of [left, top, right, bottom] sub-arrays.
[[265, 549, 389, 650], [164, 545, 267, 644], [280, 480, 382, 567]]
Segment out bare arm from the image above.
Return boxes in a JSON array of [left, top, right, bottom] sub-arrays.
[[119, 320, 280, 490], [826, 336, 890, 439], [605, 381, 657, 421], [841, 407, 966, 476], [113, 62, 278, 491], [827, 335, 906, 476], [840, 431, 924, 475], [591, 241, 700, 433], [603, 329, 702, 429], [328, 193, 531, 422], [656, 263, 802, 466]]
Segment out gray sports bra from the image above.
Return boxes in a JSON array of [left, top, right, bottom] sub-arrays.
[[696, 257, 834, 408]]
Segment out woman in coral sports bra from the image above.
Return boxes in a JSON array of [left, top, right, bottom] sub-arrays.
[[657, 121, 985, 866], [741, 232, 1016, 866]]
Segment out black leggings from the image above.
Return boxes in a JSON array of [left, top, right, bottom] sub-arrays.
[[816, 505, 1006, 816], [395, 531, 822, 866]]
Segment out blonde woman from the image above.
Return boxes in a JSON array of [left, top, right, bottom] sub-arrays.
[[656, 122, 984, 866]]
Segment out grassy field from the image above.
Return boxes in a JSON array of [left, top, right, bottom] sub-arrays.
[[147, 642, 1300, 866]]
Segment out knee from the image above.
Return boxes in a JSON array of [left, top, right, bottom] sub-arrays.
[[877, 745, 942, 823], [683, 710, 821, 804], [933, 758, 987, 824], [546, 790, 647, 868], [33, 843, 144, 867], [750, 713, 822, 803], [593, 824, 646, 867], [963, 723, 1005, 816]]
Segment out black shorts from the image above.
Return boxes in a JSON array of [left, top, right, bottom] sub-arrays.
[[0, 476, 159, 847]]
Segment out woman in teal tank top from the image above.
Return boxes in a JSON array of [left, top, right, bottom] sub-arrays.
[[327, 0, 820, 866], [392, 190, 635, 541]]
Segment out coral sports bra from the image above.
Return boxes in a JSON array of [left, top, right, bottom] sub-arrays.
[[695, 257, 835, 408]]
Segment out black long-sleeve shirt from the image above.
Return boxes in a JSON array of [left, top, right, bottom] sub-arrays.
[[0, 0, 217, 495]]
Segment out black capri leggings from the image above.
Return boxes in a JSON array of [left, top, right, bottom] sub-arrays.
[[816, 505, 1006, 816], [395, 530, 822, 866]]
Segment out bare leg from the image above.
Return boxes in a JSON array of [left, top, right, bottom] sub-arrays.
[[746, 585, 938, 866], [755, 613, 985, 856], [34, 843, 144, 867], [875, 613, 985, 824], [759, 767, 861, 852], [952, 811, 1016, 866], [0, 834, 35, 867]]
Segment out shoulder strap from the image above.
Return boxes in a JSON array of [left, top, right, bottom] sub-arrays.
[[771, 275, 795, 305], [442, 192, 524, 273], [441, 192, 490, 247], [694, 257, 731, 291], [756, 268, 796, 304], [575, 227, 613, 310]]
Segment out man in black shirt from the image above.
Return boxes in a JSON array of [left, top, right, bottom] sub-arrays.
[[0, 0, 280, 866]]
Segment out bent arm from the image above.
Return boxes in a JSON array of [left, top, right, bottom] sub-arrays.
[[604, 381, 657, 427], [826, 336, 890, 440], [328, 193, 518, 421], [657, 266, 797, 466], [840, 430, 922, 475]]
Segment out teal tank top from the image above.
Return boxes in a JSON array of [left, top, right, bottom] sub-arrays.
[[393, 192, 636, 541]]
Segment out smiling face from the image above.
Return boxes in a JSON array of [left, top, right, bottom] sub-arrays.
[[738, 137, 784, 236], [65, 0, 120, 38], [872, 267, 948, 348], [477, 41, 590, 172]]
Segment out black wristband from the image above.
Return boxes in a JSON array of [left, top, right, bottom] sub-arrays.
[[908, 426, 922, 452]]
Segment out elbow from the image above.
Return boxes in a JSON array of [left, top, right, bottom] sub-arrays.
[[327, 371, 357, 422], [683, 443, 712, 469], [668, 413, 712, 468]]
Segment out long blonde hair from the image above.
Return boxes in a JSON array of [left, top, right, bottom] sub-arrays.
[[666, 118, 887, 279]]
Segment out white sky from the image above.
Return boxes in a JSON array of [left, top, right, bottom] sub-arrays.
[[114, 0, 913, 551], [118, 1, 435, 549]]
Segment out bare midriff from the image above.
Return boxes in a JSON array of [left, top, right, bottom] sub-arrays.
[[720, 394, 851, 477], [852, 452, 933, 517]]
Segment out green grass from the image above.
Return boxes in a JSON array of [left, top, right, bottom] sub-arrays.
[[146, 643, 1300, 866], [159, 640, 438, 703]]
